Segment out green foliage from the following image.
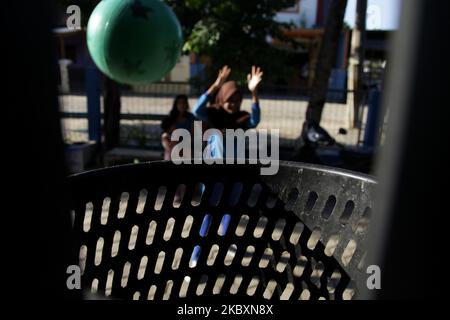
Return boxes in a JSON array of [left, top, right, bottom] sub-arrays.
[[166, 0, 299, 85]]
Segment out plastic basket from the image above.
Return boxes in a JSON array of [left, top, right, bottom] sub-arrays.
[[67, 161, 376, 300]]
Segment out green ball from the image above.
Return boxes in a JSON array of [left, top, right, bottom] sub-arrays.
[[87, 0, 183, 85]]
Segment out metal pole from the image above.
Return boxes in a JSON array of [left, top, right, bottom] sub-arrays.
[[86, 66, 101, 142]]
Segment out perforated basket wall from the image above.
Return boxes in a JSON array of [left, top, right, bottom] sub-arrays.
[[67, 161, 376, 301]]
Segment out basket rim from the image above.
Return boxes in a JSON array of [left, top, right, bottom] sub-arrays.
[[68, 160, 377, 184]]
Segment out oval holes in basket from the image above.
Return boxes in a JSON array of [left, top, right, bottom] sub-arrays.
[[224, 244, 237, 266], [91, 278, 99, 294], [253, 216, 268, 238], [247, 183, 262, 207], [154, 251, 165, 274], [310, 259, 325, 288], [171, 248, 183, 270], [207, 244, 220, 266], [94, 237, 104, 266], [341, 239, 357, 266], [285, 188, 299, 211], [209, 183, 224, 206], [235, 215, 250, 237], [111, 230, 121, 257], [199, 214, 212, 237], [163, 218, 175, 241], [181, 216, 194, 238], [324, 234, 340, 257], [173, 184, 186, 208], [307, 227, 322, 250], [163, 280, 174, 300], [146, 221, 157, 245], [179, 276, 191, 298], [121, 261, 131, 288], [289, 222, 304, 245], [128, 225, 139, 250], [276, 251, 290, 273], [213, 274, 226, 295], [147, 285, 157, 300], [154, 187, 167, 211], [241, 245, 255, 267], [280, 283, 295, 300], [263, 280, 277, 300], [191, 183, 205, 207], [79, 245, 87, 275], [300, 288, 311, 300], [246, 277, 260, 296], [196, 275, 208, 296], [218, 214, 231, 236], [293, 255, 308, 277], [83, 202, 93, 232], [266, 185, 279, 209], [229, 182, 243, 206], [189, 246, 201, 268], [101, 197, 111, 225], [259, 247, 274, 268], [340, 200, 355, 224], [230, 275, 243, 295], [327, 270, 342, 294], [304, 191, 318, 214], [105, 270, 114, 297], [355, 207, 371, 235], [118, 192, 129, 218], [321, 195, 337, 220], [137, 256, 148, 280], [136, 189, 148, 214], [271, 219, 286, 241]]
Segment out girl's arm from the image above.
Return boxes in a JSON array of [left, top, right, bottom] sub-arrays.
[[247, 66, 263, 128], [161, 132, 171, 150], [192, 92, 210, 122], [247, 96, 261, 128], [193, 66, 231, 121]]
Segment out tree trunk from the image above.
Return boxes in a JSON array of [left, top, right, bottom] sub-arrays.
[[103, 76, 121, 151], [305, 0, 348, 124]]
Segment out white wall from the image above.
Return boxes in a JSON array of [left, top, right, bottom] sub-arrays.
[[344, 0, 402, 30], [274, 0, 318, 28], [276, 0, 402, 30], [170, 55, 190, 82]]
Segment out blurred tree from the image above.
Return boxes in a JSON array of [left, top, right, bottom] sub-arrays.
[[166, 0, 298, 86]]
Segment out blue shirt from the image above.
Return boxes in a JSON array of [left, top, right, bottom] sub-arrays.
[[193, 92, 261, 160]]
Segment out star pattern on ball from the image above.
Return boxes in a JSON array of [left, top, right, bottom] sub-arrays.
[[130, 0, 153, 20], [122, 58, 146, 75]]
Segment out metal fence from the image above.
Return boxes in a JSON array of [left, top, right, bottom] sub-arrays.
[[59, 82, 367, 151]]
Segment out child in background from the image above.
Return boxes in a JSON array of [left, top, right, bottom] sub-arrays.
[[161, 94, 194, 160], [191, 66, 263, 260], [193, 65, 263, 131]]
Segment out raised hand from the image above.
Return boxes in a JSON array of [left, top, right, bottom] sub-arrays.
[[207, 65, 231, 95], [213, 65, 231, 89], [247, 66, 263, 93]]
